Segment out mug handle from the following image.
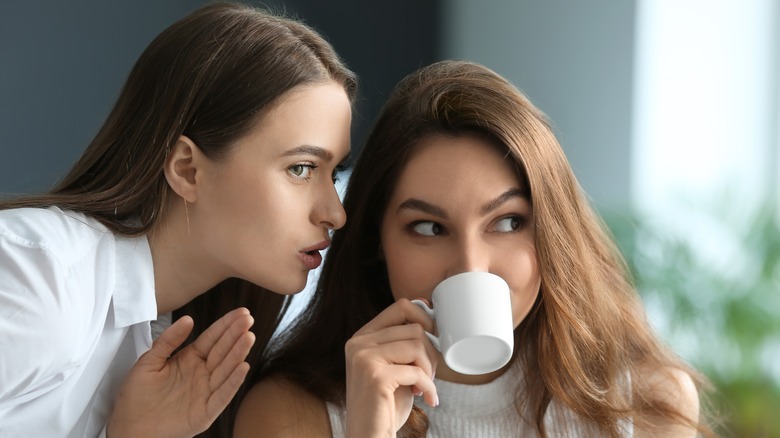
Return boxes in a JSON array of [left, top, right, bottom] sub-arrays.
[[410, 299, 441, 352]]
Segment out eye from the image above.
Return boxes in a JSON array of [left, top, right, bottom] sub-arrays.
[[411, 221, 444, 237], [288, 163, 316, 180], [495, 216, 523, 233]]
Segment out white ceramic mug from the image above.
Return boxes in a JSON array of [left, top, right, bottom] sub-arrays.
[[412, 271, 514, 375]]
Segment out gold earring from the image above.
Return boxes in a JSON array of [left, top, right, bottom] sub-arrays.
[[184, 199, 191, 237]]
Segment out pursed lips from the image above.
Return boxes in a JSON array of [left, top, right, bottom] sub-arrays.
[[298, 239, 331, 270]]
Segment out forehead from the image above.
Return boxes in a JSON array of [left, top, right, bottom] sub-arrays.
[[254, 81, 349, 130], [393, 133, 524, 193], [227, 81, 352, 160]]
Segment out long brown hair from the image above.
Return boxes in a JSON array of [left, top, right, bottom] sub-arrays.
[[0, 2, 357, 436], [257, 60, 714, 437]]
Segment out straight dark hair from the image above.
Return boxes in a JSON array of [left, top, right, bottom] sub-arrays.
[[0, 2, 357, 436]]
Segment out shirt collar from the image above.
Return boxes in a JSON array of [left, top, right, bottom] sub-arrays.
[[112, 234, 158, 328]]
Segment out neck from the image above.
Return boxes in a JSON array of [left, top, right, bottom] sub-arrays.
[[147, 206, 227, 313]]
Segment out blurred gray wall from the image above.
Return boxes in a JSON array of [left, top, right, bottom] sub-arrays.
[[1, 0, 634, 210], [0, 1, 198, 194], [443, 0, 637, 210], [0, 0, 440, 195]]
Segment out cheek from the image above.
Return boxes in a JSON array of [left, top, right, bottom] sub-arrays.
[[382, 239, 441, 302], [505, 250, 542, 328], [204, 168, 267, 219], [385, 249, 422, 301], [511, 276, 541, 328], [208, 178, 292, 251]]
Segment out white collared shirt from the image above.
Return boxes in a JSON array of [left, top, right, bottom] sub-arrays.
[[0, 206, 163, 437]]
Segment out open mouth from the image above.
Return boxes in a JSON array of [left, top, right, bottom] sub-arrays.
[[300, 249, 323, 270]]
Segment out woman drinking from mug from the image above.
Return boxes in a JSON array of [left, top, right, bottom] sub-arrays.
[[0, 2, 355, 436], [234, 60, 713, 437]]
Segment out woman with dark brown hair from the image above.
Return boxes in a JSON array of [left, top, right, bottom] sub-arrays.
[[235, 60, 712, 437], [0, 2, 356, 437]]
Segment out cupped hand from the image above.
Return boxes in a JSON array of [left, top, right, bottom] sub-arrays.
[[344, 298, 439, 438], [107, 307, 255, 438]]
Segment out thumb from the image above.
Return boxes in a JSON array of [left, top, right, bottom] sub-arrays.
[[138, 315, 194, 370]]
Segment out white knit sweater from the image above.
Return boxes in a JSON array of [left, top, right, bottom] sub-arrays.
[[325, 360, 633, 437]]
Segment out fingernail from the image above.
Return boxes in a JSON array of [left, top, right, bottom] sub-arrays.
[[434, 394, 440, 407]]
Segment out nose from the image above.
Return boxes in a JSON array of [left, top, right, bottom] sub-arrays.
[[313, 182, 347, 231], [445, 233, 490, 278]]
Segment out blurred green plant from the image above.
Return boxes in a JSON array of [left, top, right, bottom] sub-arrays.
[[604, 200, 780, 438]]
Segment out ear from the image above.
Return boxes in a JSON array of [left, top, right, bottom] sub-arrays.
[[164, 135, 203, 203]]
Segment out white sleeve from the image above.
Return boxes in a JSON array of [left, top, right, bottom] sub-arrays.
[[0, 232, 84, 411]]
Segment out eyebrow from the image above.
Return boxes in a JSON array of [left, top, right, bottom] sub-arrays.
[[480, 188, 529, 215], [282, 145, 334, 161], [397, 199, 448, 219], [397, 188, 529, 218]]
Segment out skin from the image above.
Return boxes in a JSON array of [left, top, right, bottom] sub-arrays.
[[236, 132, 700, 438], [108, 81, 352, 437]]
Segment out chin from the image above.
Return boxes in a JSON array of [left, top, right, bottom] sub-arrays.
[[261, 282, 305, 296], [277, 276, 309, 296], [245, 271, 306, 296]]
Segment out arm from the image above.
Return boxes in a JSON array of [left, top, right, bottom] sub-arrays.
[[0, 234, 90, 429], [634, 366, 700, 438], [234, 377, 333, 438]]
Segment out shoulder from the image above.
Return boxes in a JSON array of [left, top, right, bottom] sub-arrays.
[[0, 207, 115, 312], [0, 207, 114, 271], [634, 364, 700, 438], [234, 376, 333, 438], [0, 208, 116, 400], [0, 207, 121, 309]]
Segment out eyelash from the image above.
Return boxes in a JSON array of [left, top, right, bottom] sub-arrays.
[[406, 215, 527, 237], [407, 221, 444, 237], [288, 162, 317, 181], [288, 162, 348, 183]]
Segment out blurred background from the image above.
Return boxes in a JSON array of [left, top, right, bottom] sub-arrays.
[[1, 0, 777, 435]]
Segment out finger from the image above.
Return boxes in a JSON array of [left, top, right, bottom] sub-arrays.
[[191, 307, 250, 359], [350, 339, 436, 380], [349, 324, 440, 373], [205, 313, 254, 373], [355, 299, 434, 336], [209, 331, 255, 392], [137, 316, 194, 370], [206, 361, 251, 420], [382, 364, 438, 408], [353, 323, 433, 349]]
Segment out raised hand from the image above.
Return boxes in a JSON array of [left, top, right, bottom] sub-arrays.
[[344, 299, 439, 438], [106, 307, 255, 437]]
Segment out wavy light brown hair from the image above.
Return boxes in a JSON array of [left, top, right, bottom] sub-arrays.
[[0, 2, 356, 436], [254, 59, 713, 436]]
